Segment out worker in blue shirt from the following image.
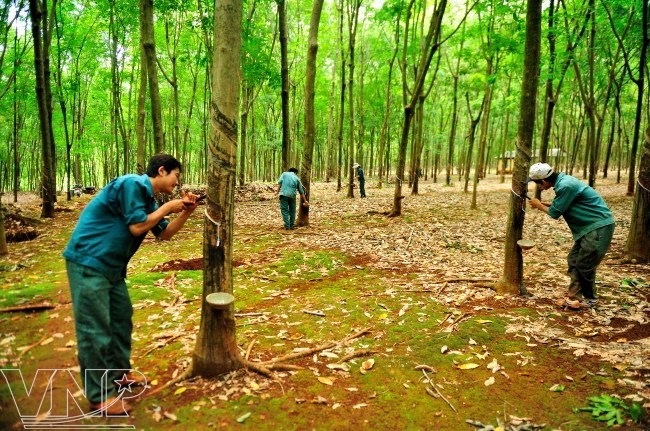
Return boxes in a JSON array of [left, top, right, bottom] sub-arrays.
[[276, 167, 309, 229], [528, 163, 615, 308], [63, 154, 199, 414]]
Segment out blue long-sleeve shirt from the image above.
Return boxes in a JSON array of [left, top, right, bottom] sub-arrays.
[[277, 172, 305, 198], [547, 173, 614, 240]]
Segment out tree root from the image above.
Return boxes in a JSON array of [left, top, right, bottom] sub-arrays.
[[143, 327, 372, 399]]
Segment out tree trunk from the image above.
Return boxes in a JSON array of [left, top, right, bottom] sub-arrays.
[[625, 128, 650, 262], [346, 0, 361, 199], [498, 0, 542, 295], [140, 0, 164, 153], [390, 0, 448, 217], [336, 0, 346, 193], [192, 0, 243, 378], [278, 0, 290, 171], [297, 0, 325, 227], [29, 0, 57, 218]]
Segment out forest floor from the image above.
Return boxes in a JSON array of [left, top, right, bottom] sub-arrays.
[[0, 174, 648, 431]]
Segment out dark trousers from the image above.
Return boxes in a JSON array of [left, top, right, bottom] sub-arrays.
[[567, 224, 614, 299], [279, 195, 297, 228], [66, 260, 133, 404], [359, 180, 366, 198]]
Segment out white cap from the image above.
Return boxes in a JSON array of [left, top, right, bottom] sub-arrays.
[[528, 162, 553, 180], [353, 163, 360, 168]]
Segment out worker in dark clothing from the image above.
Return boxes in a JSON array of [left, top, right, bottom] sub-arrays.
[[353, 163, 366, 198]]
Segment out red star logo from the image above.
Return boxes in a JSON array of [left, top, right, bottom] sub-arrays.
[[114, 373, 135, 393]]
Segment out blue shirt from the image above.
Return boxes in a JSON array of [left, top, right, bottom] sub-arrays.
[[547, 173, 615, 240], [277, 172, 305, 198], [356, 167, 365, 181], [63, 174, 169, 281]]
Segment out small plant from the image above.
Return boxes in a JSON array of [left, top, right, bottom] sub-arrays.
[[574, 394, 646, 427]]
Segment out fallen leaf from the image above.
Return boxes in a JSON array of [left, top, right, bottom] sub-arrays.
[[414, 364, 435, 373], [163, 412, 178, 421], [475, 319, 492, 324], [318, 376, 334, 386], [40, 337, 54, 346], [345, 387, 358, 392], [361, 358, 375, 370], [457, 363, 480, 370], [484, 376, 495, 386], [440, 345, 448, 354], [469, 338, 477, 345], [353, 403, 368, 409], [236, 412, 251, 423], [549, 384, 565, 392], [174, 387, 187, 395], [487, 358, 501, 373], [152, 410, 163, 423]]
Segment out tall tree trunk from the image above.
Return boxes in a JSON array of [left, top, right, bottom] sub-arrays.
[[390, 0, 448, 217], [192, 0, 243, 377], [278, 0, 290, 171], [297, 0, 325, 226], [445, 23, 464, 187], [29, 0, 57, 218], [498, 0, 542, 295], [140, 0, 164, 153], [464, 92, 485, 194], [498, 73, 512, 184], [625, 0, 649, 261], [346, 0, 361, 198], [336, 0, 346, 192]]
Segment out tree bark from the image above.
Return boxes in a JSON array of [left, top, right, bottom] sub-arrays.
[[498, 0, 542, 295], [29, 0, 57, 218], [192, 0, 243, 378], [140, 0, 165, 153], [297, 0, 325, 226], [278, 0, 290, 171]]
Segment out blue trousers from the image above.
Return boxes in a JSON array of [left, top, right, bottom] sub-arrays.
[[279, 195, 297, 228], [66, 260, 133, 404]]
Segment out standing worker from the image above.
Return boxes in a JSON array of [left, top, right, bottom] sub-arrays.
[[353, 162, 366, 198], [528, 162, 615, 309], [276, 167, 309, 230], [63, 154, 200, 414]]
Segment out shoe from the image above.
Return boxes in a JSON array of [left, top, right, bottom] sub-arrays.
[[89, 397, 132, 415], [556, 298, 581, 310], [582, 298, 598, 308]]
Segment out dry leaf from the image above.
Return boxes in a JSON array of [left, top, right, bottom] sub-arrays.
[[152, 410, 163, 423], [475, 319, 492, 324], [163, 412, 178, 421], [174, 387, 187, 395], [484, 376, 495, 386], [361, 358, 375, 370], [40, 337, 54, 346], [353, 403, 368, 409], [440, 345, 448, 354], [457, 363, 480, 370], [318, 376, 334, 386]]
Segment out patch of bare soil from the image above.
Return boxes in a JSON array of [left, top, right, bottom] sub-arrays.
[[3, 212, 40, 243]]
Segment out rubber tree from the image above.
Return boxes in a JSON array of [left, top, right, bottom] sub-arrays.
[[297, 0, 325, 227], [192, 0, 243, 377], [389, 0, 448, 217], [498, 0, 542, 295]]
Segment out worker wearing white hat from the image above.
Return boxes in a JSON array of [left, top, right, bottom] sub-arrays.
[[528, 163, 615, 307]]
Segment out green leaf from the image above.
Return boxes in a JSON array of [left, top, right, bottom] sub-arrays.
[[236, 412, 252, 423]]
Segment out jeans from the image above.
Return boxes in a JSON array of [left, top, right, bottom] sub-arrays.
[[279, 195, 297, 228], [66, 260, 133, 404], [567, 223, 614, 299]]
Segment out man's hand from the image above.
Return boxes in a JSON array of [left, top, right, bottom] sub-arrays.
[[530, 198, 550, 213], [303, 201, 309, 208], [181, 191, 199, 212]]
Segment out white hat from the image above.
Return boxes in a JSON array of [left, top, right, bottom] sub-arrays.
[[353, 163, 360, 168], [528, 162, 553, 181]]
